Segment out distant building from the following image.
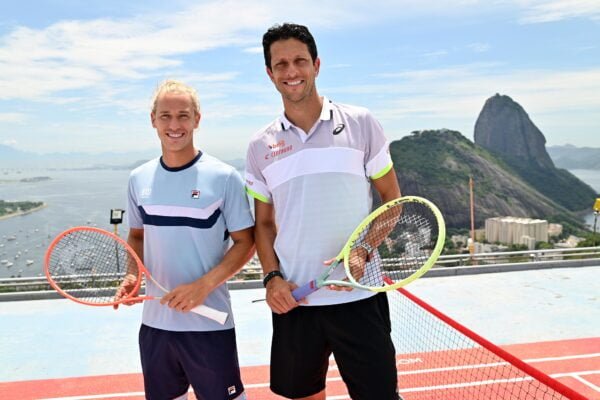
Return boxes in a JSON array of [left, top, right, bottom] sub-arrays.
[[451, 235, 469, 247], [474, 229, 486, 241], [485, 216, 548, 245], [474, 241, 508, 253], [554, 235, 585, 248], [548, 223, 563, 237], [520, 235, 537, 250]]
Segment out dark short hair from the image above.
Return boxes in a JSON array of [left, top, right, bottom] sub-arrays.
[[262, 23, 318, 70]]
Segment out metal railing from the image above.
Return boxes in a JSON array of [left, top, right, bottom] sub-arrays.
[[1, 247, 599, 300], [435, 246, 600, 267]]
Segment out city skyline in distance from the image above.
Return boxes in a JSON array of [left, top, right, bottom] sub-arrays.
[[1, 0, 599, 161]]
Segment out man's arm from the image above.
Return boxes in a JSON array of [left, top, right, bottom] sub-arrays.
[[254, 199, 299, 314], [341, 167, 402, 281], [161, 226, 255, 313], [127, 228, 144, 262], [372, 167, 401, 203]]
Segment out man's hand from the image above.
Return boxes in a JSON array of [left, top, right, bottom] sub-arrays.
[[347, 247, 369, 282], [160, 279, 210, 313], [113, 273, 142, 309], [266, 276, 302, 314]]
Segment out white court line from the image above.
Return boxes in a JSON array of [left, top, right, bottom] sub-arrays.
[[570, 374, 600, 393], [395, 352, 600, 376], [526, 353, 600, 363], [329, 352, 600, 374], [37, 353, 600, 400], [39, 393, 144, 400], [39, 369, 600, 400]]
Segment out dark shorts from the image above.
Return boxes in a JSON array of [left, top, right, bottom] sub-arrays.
[[139, 324, 245, 400], [270, 293, 399, 399]]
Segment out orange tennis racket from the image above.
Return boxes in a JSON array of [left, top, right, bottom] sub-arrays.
[[44, 226, 228, 324]]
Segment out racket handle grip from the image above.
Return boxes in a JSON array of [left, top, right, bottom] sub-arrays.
[[292, 280, 319, 301], [190, 304, 228, 325]]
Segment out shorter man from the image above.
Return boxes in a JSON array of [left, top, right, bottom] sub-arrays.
[[125, 79, 254, 400]]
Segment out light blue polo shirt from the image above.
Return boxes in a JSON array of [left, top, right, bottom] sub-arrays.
[[245, 98, 393, 306], [127, 152, 254, 331]]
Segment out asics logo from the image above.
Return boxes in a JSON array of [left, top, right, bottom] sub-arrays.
[[333, 123, 345, 135]]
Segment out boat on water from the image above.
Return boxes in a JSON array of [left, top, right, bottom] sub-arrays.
[[1, 259, 8, 265], [6, 236, 16, 241], [6, 262, 13, 267], [26, 260, 34, 265]]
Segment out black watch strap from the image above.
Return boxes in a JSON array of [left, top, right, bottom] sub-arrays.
[[263, 270, 284, 287]]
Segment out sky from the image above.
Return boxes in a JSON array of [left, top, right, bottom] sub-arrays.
[[0, 0, 599, 160]]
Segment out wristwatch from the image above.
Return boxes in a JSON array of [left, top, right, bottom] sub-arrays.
[[262, 270, 284, 287], [358, 242, 374, 260]]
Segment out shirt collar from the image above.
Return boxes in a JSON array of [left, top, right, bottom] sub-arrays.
[[278, 96, 332, 132]]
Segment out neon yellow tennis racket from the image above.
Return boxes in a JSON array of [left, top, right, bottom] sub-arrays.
[[292, 196, 445, 300]]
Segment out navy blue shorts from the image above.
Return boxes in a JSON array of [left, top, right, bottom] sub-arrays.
[[270, 293, 399, 399], [139, 324, 245, 400]]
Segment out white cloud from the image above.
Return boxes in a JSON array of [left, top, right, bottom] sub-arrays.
[[514, 0, 600, 23], [0, 0, 508, 105], [0, 113, 25, 123], [328, 64, 600, 146], [243, 46, 263, 54], [0, 1, 274, 103], [468, 42, 491, 53], [421, 50, 449, 59], [2, 139, 18, 146]]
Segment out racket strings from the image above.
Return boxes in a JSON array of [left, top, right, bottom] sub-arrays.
[[350, 202, 439, 288], [47, 230, 138, 303]]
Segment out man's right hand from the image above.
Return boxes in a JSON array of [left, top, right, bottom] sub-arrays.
[[113, 273, 142, 309], [265, 277, 302, 314]]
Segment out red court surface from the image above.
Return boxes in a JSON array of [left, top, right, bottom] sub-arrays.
[[2, 337, 598, 400]]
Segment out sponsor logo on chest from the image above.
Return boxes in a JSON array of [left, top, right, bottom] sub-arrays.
[[265, 139, 293, 160]]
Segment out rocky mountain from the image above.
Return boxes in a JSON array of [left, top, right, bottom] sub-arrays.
[[547, 145, 600, 170], [474, 94, 554, 169], [389, 129, 583, 229], [474, 94, 596, 211]]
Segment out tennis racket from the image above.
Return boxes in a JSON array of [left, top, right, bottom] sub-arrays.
[[44, 226, 228, 324], [292, 196, 445, 301]]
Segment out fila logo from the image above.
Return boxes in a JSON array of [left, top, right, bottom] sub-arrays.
[[191, 190, 200, 199], [333, 123, 345, 135], [227, 385, 237, 395]]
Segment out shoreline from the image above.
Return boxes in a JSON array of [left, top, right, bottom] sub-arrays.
[[0, 203, 47, 221]]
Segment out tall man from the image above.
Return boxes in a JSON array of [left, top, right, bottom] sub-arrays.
[[125, 79, 254, 400], [245, 24, 402, 400]]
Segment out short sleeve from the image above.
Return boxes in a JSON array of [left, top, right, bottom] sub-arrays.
[[363, 112, 393, 180], [126, 175, 143, 229], [222, 169, 255, 232], [245, 143, 272, 203]]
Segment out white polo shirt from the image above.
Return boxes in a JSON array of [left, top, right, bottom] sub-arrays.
[[245, 97, 393, 305]]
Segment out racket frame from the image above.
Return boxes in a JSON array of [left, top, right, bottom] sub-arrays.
[[44, 226, 148, 306], [44, 226, 228, 324], [292, 196, 446, 299]]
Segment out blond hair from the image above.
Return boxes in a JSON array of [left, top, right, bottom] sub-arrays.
[[151, 79, 201, 115]]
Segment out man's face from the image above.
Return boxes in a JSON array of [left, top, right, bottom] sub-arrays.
[[267, 38, 320, 104], [151, 92, 200, 156]]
